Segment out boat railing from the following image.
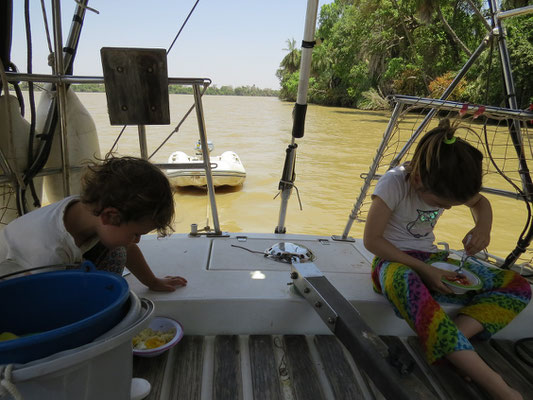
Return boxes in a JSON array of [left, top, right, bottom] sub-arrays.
[[0, 74, 215, 184], [342, 95, 533, 229], [1, 71, 223, 234]]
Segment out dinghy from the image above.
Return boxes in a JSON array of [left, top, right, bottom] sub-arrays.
[[166, 140, 246, 188]]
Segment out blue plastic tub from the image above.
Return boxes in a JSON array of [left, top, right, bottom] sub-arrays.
[[0, 267, 129, 364]]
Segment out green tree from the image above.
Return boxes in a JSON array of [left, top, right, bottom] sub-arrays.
[[280, 39, 301, 74]]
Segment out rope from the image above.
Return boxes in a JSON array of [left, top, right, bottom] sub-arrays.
[[273, 181, 303, 211], [0, 365, 23, 400], [0, 59, 24, 189]]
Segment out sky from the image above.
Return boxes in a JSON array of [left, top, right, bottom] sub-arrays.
[[10, 0, 333, 90]]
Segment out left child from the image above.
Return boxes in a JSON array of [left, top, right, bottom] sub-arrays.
[[0, 155, 187, 291]]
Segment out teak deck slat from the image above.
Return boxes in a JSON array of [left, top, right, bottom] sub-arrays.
[[474, 340, 533, 399], [314, 335, 364, 399], [283, 335, 326, 400], [132, 335, 533, 399], [249, 335, 282, 400], [491, 339, 533, 383], [168, 335, 204, 400], [406, 337, 488, 400], [213, 335, 243, 400], [132, 351, 169, 400]]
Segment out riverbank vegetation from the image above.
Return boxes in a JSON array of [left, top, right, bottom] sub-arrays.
[[277, 0, 533, 110], [69, 83, 278, 97]]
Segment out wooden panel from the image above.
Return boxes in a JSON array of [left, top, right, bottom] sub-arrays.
[[132, 351, 169, 400], [406, 336, 488, 400], [491, 339, 533, 383], [283, 335, 325, 400], [100, 47, 170, 125], [249, 335, 282, 400], [213, 335, 243, 400], [167, 335, 204, 400], [473, 340, 533, 399], [314, 335, 364, 399]]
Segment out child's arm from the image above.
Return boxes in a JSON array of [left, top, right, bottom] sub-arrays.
[[364, 195, 455, 293], [126, 244, 187, 291], [464, 193, 492, 255]]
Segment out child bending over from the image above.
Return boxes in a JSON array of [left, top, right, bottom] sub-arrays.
[[363, 119, 531, 400], [0, 155, 187, 291]]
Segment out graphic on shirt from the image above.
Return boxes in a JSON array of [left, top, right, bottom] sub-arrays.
[[406, 209, 440, 238]]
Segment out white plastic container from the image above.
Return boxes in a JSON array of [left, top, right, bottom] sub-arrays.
[[4, 292, 153, 400]]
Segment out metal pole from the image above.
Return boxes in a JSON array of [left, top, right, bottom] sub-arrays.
[[192, 83, 221, 234], [489, 0, 533, 200], [498, 4, 533, 20], [488, 0, 533, 267], [63, 0, 89, 73], [5, 72, 210, 86], [137, 125, 148, 159], [52, 0, 70, 197], [335, 103, 404, 240], [275, 0, 319, 233]]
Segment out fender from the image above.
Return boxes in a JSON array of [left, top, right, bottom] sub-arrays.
[[0, 95, 43, 224], [36, 85, 101, 203]]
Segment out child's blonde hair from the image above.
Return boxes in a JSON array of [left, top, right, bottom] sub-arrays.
[[80, 154, 174, 237], [408, 118, 483, 203]]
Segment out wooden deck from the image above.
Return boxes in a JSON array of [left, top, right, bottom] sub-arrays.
[[133, 335, 533, 400]]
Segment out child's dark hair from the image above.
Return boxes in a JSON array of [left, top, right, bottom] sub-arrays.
[[81, 155, 174, 237], [408, 118, 483, 203]]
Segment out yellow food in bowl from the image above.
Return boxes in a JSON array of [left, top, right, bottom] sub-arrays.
[[132, 327, 176, 350], [0, 332, 19, 342]]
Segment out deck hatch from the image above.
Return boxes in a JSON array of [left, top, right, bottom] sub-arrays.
[[209, 237, 369, 272]]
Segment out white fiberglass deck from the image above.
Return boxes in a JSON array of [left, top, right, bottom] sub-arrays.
[[127, 233, 532, 340]]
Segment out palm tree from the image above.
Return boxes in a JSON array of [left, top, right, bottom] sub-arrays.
[[280, 39, 301, 74]]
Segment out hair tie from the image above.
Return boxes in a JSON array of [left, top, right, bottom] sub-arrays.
[[443, 136, 456, 144]]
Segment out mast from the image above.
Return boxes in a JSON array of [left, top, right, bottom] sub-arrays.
[[275, 0, 319, 234]]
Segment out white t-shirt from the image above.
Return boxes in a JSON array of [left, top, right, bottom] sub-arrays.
[[0, 195, 99, 271], [372, 166, 444, 253]]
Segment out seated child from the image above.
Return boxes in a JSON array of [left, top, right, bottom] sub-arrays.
[[0, 155, 187, 291], [363, 119, 530, 400]]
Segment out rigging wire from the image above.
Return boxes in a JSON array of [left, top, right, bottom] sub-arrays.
[[148, 82, 209, 160], [167, 0, 200, 55], [113, 0, 202, 156], [109, 125, 127, 154], [39, 0, 54, 56]]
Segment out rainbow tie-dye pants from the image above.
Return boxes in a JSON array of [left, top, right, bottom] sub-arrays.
[[371, 250, 531, 364]]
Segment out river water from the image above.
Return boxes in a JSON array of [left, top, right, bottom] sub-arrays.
[[45, 93, 530, 262]]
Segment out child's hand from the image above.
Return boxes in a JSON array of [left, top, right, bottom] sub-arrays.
[[148, 276, 187, 292], [464, 228, 490, 255], [419, 265, 455, 294]]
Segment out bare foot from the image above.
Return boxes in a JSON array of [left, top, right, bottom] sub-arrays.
[[493, 387, 522, 400], [487, 380, 522, 400]]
